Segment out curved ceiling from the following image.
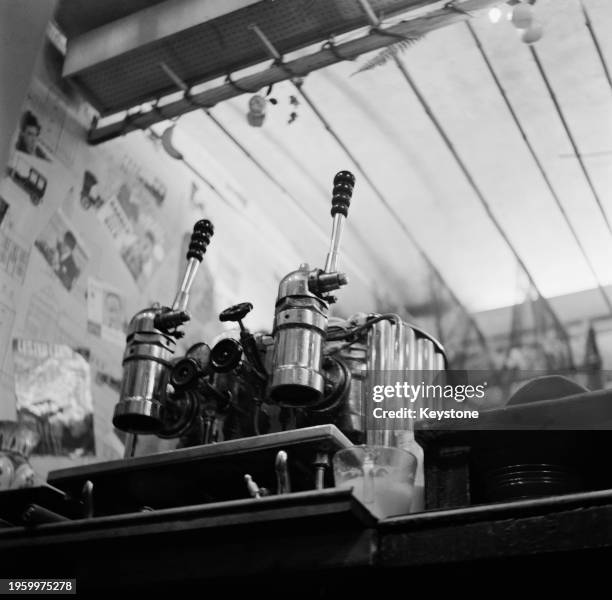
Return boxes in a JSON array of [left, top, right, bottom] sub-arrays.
[[168, 0, 612, 322], [57, 0, 612, 327]]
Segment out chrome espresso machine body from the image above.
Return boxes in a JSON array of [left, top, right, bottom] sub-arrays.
[[112, 171, 447, 451]]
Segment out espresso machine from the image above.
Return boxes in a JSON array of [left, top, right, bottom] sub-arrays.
[[111, 170, 446, 452], [25, 170, 445, 520], [3, 171, 611, 526]]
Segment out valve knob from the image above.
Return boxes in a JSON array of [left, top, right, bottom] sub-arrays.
[[219, 302, 253, 323], [331, 171, 355, 217], [187, 219, 214, 262]]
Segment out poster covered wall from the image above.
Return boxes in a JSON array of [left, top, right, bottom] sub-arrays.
[[0, 39, 302, 477]]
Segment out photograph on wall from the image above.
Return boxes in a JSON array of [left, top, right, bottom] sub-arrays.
[[13, 339, 95, 457], [91, 157, 166, 288], [14, 109, 52, 162], [15, 78, 84, 166], [4, 105, 52, 206], [34, 209, 87, 292], [87, 277, 126, 345], [0, 229, 31, 284], [5, 151, 48, 206]]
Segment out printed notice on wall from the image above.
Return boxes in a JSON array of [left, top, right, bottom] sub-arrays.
[[85, 154, 166, 289], [87, 278, 126, 346], [34, 210, 88, 293], [13, 339, 95, 457]]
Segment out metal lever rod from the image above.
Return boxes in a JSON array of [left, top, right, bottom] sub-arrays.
[[324, 213, 345, 273], [172, 257, 200, 312]]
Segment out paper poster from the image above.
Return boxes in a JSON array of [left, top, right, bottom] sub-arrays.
[[34, 210, 88, 292], [13, 339, 95, 457], [86, 153, 166, 289], [87, 277, 126, 345], [0, 230, 30, 283], [0, 302, 16, 378], [13, 108, 53, 162], [3, 103, 55, 214], [5, 151, 49, 208]]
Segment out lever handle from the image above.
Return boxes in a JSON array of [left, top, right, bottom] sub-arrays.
[[172, 219, 214, 312], [324, 170, 355, 274], [331, 171, 355, 218], [187, 219, 214, 261]]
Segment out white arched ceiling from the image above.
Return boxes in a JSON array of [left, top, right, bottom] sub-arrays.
[[176, 0, 612, 320]]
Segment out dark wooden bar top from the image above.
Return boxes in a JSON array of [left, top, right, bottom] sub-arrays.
[[2, 487, 612, 594]]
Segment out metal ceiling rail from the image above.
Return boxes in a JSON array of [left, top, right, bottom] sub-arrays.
[[529, 46, 612, 243], [581, 0, 612, 94], [466, 21, 612, 317], [247, 22, 492, 354], [87, 0, 501, 144], [385, 27, 573, 353]]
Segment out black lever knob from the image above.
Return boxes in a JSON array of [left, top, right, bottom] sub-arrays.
[[154, 309, 190, 332], [331, 171, 355, 217], [187, 219, 214, 262], [219, 302, 253, 323]]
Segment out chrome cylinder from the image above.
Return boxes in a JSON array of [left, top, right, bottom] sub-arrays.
[[364, 315, 447, 445], [269, 265, 329, 407], [113, 309, 176, 434]]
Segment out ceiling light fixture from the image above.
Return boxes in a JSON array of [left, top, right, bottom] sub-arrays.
[[160, 124, 184, 160], [522, 22, 543, 44], [511, 2, 533, 29], [488, 7, 503, 23]]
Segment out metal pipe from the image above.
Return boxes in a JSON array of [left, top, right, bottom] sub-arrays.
[[466, 22, 612, 317], [248, 23, 282, 60], [21, 504, 69, 525], [123, 433, 137, 458], [357, 0, 380, 26], [529, 45, 612, 242], [324, 213, 345, 273], [581, 1, 612, 93], [172, 257, 200, 312], [275, 450, 291, 494], [391, 52, 573, 364]]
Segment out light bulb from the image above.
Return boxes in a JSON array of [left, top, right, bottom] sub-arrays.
[[247, 94, 266, 127], [512, 3, 533, 29], [522, 22, 543, 44], [488, 7, 502, 23]]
